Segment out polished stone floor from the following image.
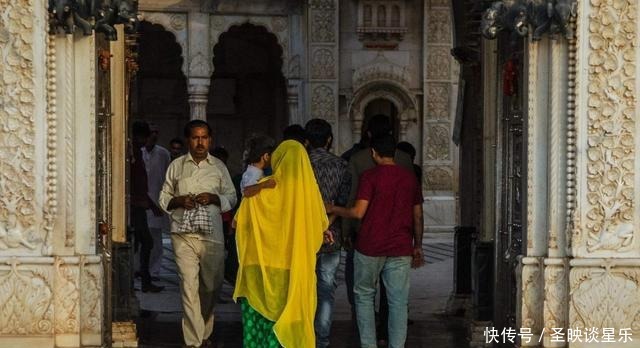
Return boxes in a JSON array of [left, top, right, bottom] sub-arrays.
[[134, 233, 468, 348]]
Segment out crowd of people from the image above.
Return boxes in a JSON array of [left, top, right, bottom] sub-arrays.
[[129, 115, 425, 348]]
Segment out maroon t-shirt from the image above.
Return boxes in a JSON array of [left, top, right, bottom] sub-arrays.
[[355, 164, 423, 257]]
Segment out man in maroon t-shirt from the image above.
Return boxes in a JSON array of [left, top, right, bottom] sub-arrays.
[[328, 134, 425, 348]]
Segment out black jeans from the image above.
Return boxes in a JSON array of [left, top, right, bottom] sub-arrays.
[[131, 206, 154, 285]]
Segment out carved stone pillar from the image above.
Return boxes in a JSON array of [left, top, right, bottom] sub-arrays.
[[287, 79, 302, 125], [188, 77, 210, 121], [521, 257, 544, 346], [307, 0, 339, 131], [0, 1, 103, 346]]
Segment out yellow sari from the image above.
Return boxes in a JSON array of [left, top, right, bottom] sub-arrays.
[[233, 140, 328, 348]]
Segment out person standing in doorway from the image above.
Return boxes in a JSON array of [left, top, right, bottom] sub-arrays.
[[327, 134, 425, 348], [142, 123, 172, 280], [159, 120, 237, 348], [305, 119, 351, 348], [130, 120, 164, 293]]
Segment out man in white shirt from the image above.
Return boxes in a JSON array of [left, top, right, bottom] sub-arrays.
[[142, 123, 172, 279], [159, 120, 237, 348]]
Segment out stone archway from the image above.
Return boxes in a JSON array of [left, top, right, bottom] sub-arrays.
[[139, 12, 188, 75], [207, 23, 288, 175], [132, 21, 189, 145], [348, 81, 418, 142]]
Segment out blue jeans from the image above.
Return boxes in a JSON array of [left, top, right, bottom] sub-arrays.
[[354, 251, 411, 348], [314, 251, 341, 348]]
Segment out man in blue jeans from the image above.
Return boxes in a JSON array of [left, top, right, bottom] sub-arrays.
[[328, 134, 425, 348], [305, 119, 351, 348]]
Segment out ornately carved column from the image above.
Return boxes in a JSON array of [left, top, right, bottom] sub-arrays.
[[0, 1, 102, 346], [569, 0, 640, 344], [542, 37, 570, 348], [188, 78, 210, 121], [307, 0, 339, 133], [187, 12, 212, 121], [521, 37, 550, 346]]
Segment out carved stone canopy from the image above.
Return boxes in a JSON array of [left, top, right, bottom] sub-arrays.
[[481, 0, 577, 41]]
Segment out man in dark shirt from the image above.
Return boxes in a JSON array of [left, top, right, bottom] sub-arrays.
[[130, 120, 164, 293], [305, 119, 351, 348], [328, 134, 424, 348]]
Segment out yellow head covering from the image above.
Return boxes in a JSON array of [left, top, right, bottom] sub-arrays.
[[233, 140, 328, 347]]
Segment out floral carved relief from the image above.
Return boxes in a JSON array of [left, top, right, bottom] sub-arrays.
[[544, 264, 568, 331], [426, 83, 450, 120], [426, 124, 450, 160], [80, 261, 102, 334], [54, 259, 79, 334], [570, 267, 640, 331], [311, 85, 335, 119], [522, 262, 543, 333], [311, 48, 335, 79], [583, 0, 636, 254], [0, 0, 38, 250], [424, 166, 452, 191], [169, 14, 186, 31], [311, 11, 335, 43], [426, 46, 451, 80], [0, 262, 53, 335], [427, 9, 452, 44]]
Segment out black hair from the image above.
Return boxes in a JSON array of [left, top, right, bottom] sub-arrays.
[[305, 119, 333, 149], [397, 141, 416, 159], [211, 147, 229, 162], [245, 134, 276, 165], [183, 120, 213, 138], [371, 134, 396, 158], [170, 137, 184, 146], [283, 124, 306, 144], [367, 114, 392, 139], [132, 120, 151, 137]]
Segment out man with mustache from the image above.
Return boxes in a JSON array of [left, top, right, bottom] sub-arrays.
[[159, 120, 237, 348]]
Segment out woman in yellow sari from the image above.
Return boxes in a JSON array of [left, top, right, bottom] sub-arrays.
[[233, 140, 328, 348]]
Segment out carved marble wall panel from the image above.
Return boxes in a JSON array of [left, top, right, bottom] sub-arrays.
[[0, 261, 54, 335], [569, 264, 640, 334], [0, 257, 102, 345], [573, 0, 638, 258], [310, 84, 335, 119], [426, 46, 452, 80], [426, 9, 452, 44], [425, 124, 451, 161], [311, 48, 335, 80], [426, 83, 450, 120], [0, 0, 49, 257], [543, 262, 569, 346], [424, 166, 453, 191], [521, 259, 544, 345]]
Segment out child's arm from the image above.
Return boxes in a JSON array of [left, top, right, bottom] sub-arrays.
[[243, 179, 276, 197], [326, 199, 369, 219]]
